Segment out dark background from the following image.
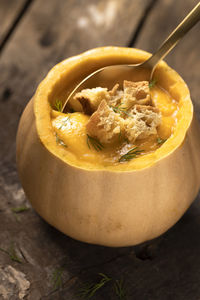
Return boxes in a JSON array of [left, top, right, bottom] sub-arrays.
[[0, 0, 200, 299]]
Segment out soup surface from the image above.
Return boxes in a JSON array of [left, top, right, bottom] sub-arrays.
[[51, 81, 179, 166]]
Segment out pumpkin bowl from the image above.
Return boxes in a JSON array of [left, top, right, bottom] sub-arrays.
[[16, 47, 200, 247]]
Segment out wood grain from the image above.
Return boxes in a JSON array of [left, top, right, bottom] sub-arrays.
[[0, 0, 27, 45]]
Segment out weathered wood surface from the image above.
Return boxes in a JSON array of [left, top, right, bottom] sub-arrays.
[[0, 0, 27, 45], [0, 0, 200, 299]]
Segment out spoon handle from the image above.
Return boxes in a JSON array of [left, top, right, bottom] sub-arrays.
[[144, 2, 200, 72]]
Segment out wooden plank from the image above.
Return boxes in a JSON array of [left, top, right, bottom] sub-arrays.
[[0, 0, 27, 45], [135, 0, 200, 118], [0, 1, 154, 299]]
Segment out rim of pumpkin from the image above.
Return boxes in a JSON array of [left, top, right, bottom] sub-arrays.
[[34, 46, 193, 172]]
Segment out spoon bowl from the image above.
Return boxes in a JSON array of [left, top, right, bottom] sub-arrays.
[[68, 63, 151, 91]]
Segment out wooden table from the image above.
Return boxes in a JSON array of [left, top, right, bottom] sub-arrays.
[[0, 0, 200, 299]]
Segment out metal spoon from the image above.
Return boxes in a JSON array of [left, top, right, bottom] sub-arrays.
[[62, 2, 200, 112]]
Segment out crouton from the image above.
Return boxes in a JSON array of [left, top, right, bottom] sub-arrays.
[[109, 83, 119, 96], [86, 100, 124, 144], [73, 87, 110, 115], [80, 80, 160, 146], [124, 104, 161, 143], [108, 84, 124, 107], [123, 80, 151, 109]]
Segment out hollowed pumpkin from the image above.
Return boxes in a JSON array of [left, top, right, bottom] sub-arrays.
[[16, 47, 200, 247]]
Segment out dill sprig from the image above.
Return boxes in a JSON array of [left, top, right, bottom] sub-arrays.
[[11, 206, 29, 213], [9, 244, 22, 263], [58, 116, 71, 129], [157, 137, 167, 145], [114, 279, 127, 300], [87, 134, 104, 151], [54, 100, 63, 112], [51, 267, 63, 291], [110, 104, 133, 118], [55, 133, 67, 148], [0, 243, 22, 263], [78, 273, 112, 299], [149, 79, 157, 88], [119, 147, 143, 162]]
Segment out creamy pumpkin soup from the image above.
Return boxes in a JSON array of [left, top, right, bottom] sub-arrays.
[[51, 79, 179, 166]]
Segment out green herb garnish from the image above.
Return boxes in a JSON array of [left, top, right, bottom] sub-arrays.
[[114, 279, 127, 300], [51, 267, 63, 291], [110, 104, 133, 118], [149, 79, 157, 88], [119, 147, 143, 162], [55, 133, 67, 147], [58, 116, 71, 129], [54, 100, 63, 112], [9, 244, 22, 263], [157, 137, 167, 145], [87, 134, 104, 151], [11, 206, 29, 213], [0, 244, 22, 263], [78, 273, 112, 299]]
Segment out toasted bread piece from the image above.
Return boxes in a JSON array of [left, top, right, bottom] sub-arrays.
[[123, 80, 151, 109], [108, 84, 124, 107], [73, 87, 110, 115], [86, 100, 124, 144], [130, 104, 159, 115], [124, 104, 161, 142], [109, 83, 119, 96]]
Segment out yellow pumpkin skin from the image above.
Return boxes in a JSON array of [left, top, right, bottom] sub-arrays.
[[16, 47, 200, 247]]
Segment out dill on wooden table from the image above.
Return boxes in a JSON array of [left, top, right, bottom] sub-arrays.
[[11, 206, 29, 213], [0, 243, 22, 263], [78, 273, 112, 299], [114, 279, 127, 300], [51, 267, 63, 291]]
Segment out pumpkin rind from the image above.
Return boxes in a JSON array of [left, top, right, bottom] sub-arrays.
[[16, 47, 200, 247]]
